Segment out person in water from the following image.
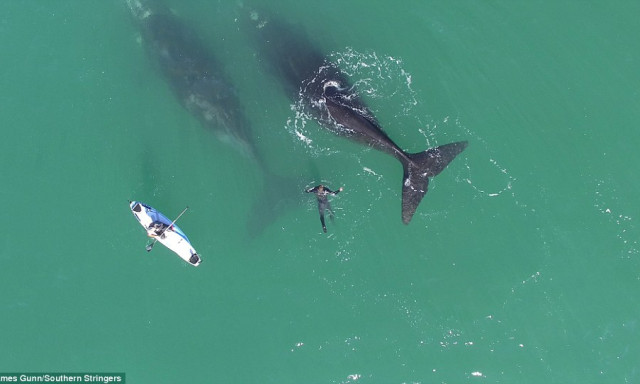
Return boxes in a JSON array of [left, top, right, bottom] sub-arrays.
[[305, 184, 344, 233]]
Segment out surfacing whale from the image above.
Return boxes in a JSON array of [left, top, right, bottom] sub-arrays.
[[247, 13, 467, 224]]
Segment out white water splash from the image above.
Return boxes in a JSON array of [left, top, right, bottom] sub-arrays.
[[446, 117, 529, 210], [594, 178, 639, 257]]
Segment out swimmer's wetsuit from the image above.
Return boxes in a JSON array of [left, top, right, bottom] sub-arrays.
[[305, 185, 342, 233]]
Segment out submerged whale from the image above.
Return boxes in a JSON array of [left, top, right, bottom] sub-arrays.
[[248, 14, 467, 224], [126, 0, 300, 235], [126, 0, 257, 159]]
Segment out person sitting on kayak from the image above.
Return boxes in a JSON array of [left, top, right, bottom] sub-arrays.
[[147, 221, 169, 238], [305, 184, 343, 233]]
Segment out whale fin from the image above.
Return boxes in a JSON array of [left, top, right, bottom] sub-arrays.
[[401, 141, 468, 224]]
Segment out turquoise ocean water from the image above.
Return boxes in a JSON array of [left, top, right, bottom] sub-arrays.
[[2, 1, 639, 383]]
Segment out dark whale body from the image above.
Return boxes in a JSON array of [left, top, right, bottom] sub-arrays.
[[248, 14, 467, 224]]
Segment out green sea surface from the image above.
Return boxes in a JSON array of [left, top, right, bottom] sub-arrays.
[[1, 1, 639, 383]]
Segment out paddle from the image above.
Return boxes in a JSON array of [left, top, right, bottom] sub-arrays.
[[146, 206, 189, 252]]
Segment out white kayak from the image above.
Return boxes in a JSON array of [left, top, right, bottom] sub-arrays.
[[129, 201, 201, 266]]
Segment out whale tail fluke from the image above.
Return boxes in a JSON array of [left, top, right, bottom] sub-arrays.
[[401, 141, 468, 224]]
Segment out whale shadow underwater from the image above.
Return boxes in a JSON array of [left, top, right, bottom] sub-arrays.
[[246, 12, 468, 224], [125, 0, 303, 235]]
